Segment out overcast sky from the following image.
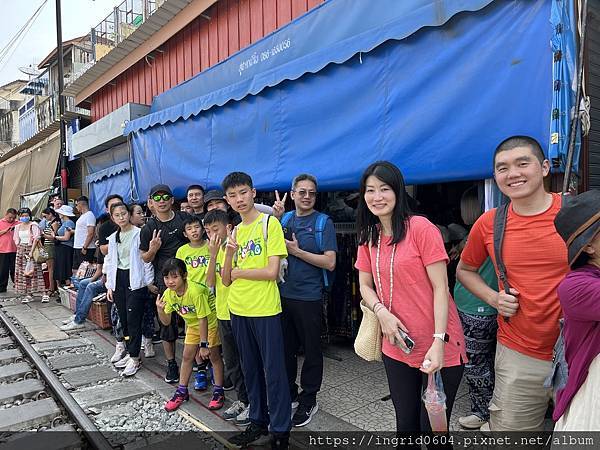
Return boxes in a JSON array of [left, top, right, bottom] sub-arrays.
[[0, 0, 118, 86]]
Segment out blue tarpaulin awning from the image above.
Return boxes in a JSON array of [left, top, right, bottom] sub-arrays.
[[127, 0, 556, 199]]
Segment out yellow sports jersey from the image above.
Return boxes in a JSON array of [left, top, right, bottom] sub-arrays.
[[163, 280, 217, 330], [228, 214, 287, 317], [215, 246, 230, 321], [176, 243, 211, 284]]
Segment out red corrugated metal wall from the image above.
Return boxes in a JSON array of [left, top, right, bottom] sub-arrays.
[[90, 0, 324, 121]]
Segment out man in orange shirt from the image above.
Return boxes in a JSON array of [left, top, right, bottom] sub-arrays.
[[457, 136, 569, 431]]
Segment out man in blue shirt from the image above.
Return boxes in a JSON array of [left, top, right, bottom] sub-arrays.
[[275, 174, 337, 428]]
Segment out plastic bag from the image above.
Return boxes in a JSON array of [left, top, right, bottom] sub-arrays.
[[24, 259, 35, 277], [422, 371, 448, 432]]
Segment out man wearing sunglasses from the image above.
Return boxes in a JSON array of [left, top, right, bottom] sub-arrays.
[[140, 184, 190, 384], [274, 174, 337, 428]]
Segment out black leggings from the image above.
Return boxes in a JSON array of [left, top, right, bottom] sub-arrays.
[[114, 269, 149, 358], [383, 354, 464, 446]]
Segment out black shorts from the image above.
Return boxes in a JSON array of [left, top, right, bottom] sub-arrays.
[[72, 248, 95, 270], [155, 281, 179, 343]]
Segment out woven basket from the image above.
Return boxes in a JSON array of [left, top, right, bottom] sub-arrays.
[[354, 300, 382, 362]]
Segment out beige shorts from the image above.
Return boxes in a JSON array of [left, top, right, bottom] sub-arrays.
[[489, 342, 553, 431]]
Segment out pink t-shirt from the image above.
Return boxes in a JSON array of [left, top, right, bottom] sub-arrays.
[[0, 219, 16, 253], [355, 215, 467, 368]]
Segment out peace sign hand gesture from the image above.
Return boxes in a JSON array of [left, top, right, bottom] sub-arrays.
[[149, 229, 162, 252], [225, 229, 238, 257], [155, 293, 167, 310], [272, 190, 287, 219]]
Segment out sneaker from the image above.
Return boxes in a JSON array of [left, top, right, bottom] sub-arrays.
[[59, 320, 85, 331], [164, 390, 189, 412], [114, 354, 131, 369], [228, 422, 269, 448], [110, 341, 127, 364], [194, 371, 208, 391], [208, 391, 225, 410], [121, 357, 141, 377], [459, 414, 487, 429], [292, 402, 318, 427], [21, 296, 32, 304], [235, 404, 251, 426], [151, 333, 162, 344], [165, 360, 179, 384], [143, 337, 155, 358], [41, 295, 50, 303], [62, 315, 75, 325], [223, 400, 246, 421], [271, 435, 290, 450]]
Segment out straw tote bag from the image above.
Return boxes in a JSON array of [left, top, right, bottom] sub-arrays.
[[354, 299, 383, 361]]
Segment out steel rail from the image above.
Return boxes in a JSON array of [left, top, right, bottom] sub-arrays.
[[0, 308, 113, 450]]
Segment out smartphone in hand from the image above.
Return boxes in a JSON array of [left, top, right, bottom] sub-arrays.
[[394, 327, 415, 354]]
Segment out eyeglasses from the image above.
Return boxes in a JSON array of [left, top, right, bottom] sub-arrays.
[[152, 193, 172, 202], [293, 190, 317, 198]]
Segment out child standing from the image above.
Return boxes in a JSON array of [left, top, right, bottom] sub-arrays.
[[175, 217, 225, 410], [158, 258, 215, 411], [204, 209, 250, 425], [221, 172, 290, 450]]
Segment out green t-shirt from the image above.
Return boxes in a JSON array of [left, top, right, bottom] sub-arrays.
[[215, 246, 230, 321], [176, 242, 211, 284], [228, 214, 287, 317], [117, 228, 136, 270], [453, 257, 498, 316], [163, 280, 216, 329]]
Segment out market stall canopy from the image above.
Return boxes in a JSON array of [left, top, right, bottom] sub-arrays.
[[125, 0, 554, 198]]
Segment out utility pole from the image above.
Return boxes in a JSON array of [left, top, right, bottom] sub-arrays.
[[55, 0, 68, 202]]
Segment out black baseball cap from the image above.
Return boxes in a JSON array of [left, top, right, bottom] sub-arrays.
[[149, 184, 173, 197]]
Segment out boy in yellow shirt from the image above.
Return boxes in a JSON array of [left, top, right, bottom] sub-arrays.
[[221, 172, 290, 449], [157, 258, 214, 411], [204, 209, 250, 424], [175, 216, 224, 409]]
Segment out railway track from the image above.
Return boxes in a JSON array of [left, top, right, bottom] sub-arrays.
[[0, 307, 113, 449]]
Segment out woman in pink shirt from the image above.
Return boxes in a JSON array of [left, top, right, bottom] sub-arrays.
[[13, 208, 45, 303], [355, 161, 466, 435]]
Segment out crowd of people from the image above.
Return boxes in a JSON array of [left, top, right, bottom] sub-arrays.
[[0, 135, 597, 449]]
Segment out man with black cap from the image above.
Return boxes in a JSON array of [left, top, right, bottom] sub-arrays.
[[553, 190, 600, 431], [140, 184, 190, 383]]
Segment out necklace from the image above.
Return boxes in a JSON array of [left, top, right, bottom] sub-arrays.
[[375, 233, 396, 312]]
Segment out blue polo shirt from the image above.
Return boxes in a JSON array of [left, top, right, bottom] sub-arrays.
[[279, 211, 337, 301]]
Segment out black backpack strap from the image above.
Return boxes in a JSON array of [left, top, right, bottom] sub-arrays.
[[493, 202, 511, 295]]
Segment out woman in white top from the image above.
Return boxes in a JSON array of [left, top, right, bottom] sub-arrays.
[[105, 203, 153, 377], [13, 208, 45, 303]]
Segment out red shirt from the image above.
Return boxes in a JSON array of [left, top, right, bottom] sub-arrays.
[[460, 193, 569, 360], [0, 219, 16, 254], [355, 215, 467, 368]]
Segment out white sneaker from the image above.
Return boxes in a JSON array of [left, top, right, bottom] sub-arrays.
[[62, 315, 76, 325], [143, 337, 156, 358], [41, 295, 50, 303], [110, 341, 127, 364], [21, 296, 32, 304], [223, 400, 246, 421], [121, 357, 141, 377], [114, 354, 131, 369], [458, 414, 487, 430], [59, 321, 85, 331], [235, 404, 251, 426]]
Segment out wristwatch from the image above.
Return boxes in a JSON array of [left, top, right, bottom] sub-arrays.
[[199, 341, 209, 348], [433, 333, 449, 343]]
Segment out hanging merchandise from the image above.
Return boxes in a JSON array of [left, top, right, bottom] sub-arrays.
[[327, 224, 361, 338]]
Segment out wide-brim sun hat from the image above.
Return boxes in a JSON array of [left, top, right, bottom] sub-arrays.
[[55, 205, 75, 217], [554, 190, 600, 266]]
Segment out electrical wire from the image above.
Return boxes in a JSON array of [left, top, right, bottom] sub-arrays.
[[0, 0, 49, 73]]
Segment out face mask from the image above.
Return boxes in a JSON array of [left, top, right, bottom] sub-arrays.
[[19, 217, 30, 223]]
